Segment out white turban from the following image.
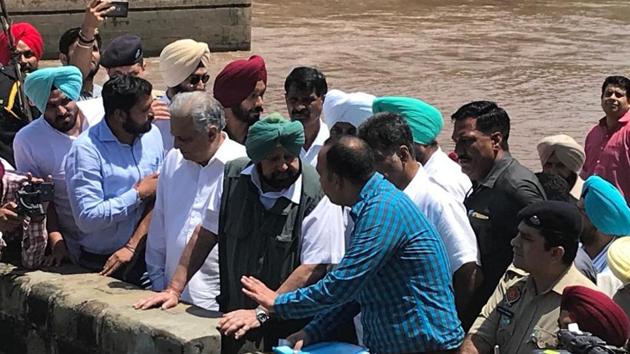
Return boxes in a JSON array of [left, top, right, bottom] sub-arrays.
[[323, 89, 375, 129], [159, 39, 211, 88], [536, 134, 585, 173]]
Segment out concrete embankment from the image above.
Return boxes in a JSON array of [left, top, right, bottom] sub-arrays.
[[8, 0, 252, 59], [0, 262, 222, 353]]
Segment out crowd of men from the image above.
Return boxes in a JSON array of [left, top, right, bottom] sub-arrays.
[[0, 2, 629, 353]]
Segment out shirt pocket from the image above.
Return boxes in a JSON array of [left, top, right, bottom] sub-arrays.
[[468, 210, 496, 257]]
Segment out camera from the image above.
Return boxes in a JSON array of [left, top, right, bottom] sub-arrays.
[[15, 182, 54, 217], [557, 329, 627, 354], [104, 1, 129, 18]]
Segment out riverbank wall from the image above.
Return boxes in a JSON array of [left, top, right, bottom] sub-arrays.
[[0, 262, 222, 353], [7, 0, 251, 59]]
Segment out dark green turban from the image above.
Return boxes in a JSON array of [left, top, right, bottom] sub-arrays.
[[246, 112, 305, 163]]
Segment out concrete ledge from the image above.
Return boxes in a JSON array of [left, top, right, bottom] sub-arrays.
[[8, 0, 252, 58], [0, 262, 221, 354]]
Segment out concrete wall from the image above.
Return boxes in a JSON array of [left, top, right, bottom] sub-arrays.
[[6, 0, 251, 59], [0, 262, 222, 354]]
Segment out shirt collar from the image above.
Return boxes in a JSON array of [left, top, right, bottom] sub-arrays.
[[528, 265, 586, 296], [241, 164, 302, 204], [350, 173, 384, 219], [478, 152, 514, 189], [551, 265, 590, 295], [303, 120, 330, 153], [211, 133, 239, 165], [403, 164, 429, 197], [94, 119, 121, 142], [598, 110, 630, 127]]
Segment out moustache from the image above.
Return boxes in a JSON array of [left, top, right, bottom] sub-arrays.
[[291, 109, 309, 118]]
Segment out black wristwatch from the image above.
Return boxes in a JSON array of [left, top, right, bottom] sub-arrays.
[[255, 306, 269, 325]]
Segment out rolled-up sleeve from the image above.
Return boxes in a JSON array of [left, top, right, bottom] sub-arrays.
[[201, 180, 223, 235], [65, 142, 141, 234], [300, 197, 346, 265]]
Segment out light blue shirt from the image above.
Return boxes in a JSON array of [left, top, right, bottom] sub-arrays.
[[65, 119, 164, 255]]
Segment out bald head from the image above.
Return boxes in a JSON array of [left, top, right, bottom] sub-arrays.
[[324, 135, 375, 184]]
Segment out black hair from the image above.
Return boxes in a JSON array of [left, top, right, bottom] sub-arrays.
[[102, 74, 152, 118], [58, 27, 103, 55], [601, 76, 630, 99], [451, 100, 510, 150], [284, 67, 328, 97], [535, 172, 571, 202], [326, 136, 374, 184], [541, 229, 579, 265], [357, 112, 415, 159]]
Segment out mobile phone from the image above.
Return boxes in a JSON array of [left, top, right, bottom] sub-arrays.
[[104, 1, 129, 18], [15, 181, 55, 217]]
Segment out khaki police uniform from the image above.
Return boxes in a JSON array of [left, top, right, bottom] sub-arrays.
[[469, 265, 598, 354]]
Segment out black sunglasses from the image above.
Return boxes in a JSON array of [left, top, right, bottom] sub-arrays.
[[188, 74, 210, 86]]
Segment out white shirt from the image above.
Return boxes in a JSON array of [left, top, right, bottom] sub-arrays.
[[154, 95, 173, 152], [13, 112, 102, 259], [403, 165, 480, 273], [423, 147, 472, 203], [300, 120, 329, 167], [146, 134, 246, 311], [201, 163, 345, 265]]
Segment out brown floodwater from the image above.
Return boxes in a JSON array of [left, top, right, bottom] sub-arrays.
[[93, 0, 630, 169]]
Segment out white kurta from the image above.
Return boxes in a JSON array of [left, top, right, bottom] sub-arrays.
[[146, 135, 246, 311], [300, 120, 330, 167], [201, 161, 346, 265], [13, 110, 102, 260], [403, 165, 480, 273], [423, 147, 472, 203]]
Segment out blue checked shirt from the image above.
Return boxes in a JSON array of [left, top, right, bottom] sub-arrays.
[[274, 173, 464, 353]]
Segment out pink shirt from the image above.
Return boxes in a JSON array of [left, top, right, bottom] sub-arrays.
[[581, 111, 630, 203]]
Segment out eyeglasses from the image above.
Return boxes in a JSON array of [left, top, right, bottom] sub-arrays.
[[187, 74, 210, 86]]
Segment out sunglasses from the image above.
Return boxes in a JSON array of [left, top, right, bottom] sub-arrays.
[[187, 74, 210, 86]]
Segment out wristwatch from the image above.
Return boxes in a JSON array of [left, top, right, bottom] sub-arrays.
[[255, 306, 269, 325]]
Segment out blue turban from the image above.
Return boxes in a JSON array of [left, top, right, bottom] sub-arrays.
[[246, 112, 305, 163], [582, 176, 630, 236], [372, 96, 443, 144], [24, 66, 82, 113]]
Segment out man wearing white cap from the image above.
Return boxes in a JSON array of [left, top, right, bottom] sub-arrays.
[[323, 89, 375, 139], [155, 39, 212, 150]]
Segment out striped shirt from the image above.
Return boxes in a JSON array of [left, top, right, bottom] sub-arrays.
[[590, 241, 614, 274], [274, 173, 464, 353]]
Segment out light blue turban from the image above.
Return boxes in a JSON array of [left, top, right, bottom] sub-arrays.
[[24, 66, 82, 113], [372, 96, 443, 144], [582, 176, 630, 236]]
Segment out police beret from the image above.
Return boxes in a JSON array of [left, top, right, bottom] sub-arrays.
[[517, 201, 582, 241], [101, 34, 143, 69]]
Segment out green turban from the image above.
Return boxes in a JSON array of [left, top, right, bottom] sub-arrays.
[[246, 112, 305, 163], [372, 96, 443, 144]]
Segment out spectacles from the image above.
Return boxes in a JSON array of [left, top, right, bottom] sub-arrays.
[[187, 74, 210, 86]]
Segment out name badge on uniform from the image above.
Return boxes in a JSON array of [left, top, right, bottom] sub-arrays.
[[497, 305, 514, 328]]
